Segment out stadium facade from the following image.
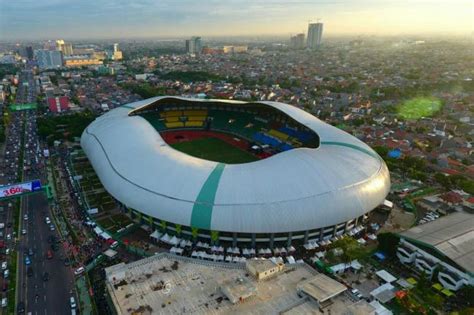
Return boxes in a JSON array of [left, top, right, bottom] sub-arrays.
[[81, 96, 390, 247]]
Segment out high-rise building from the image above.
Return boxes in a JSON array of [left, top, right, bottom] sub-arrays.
[[185, 36, 202, 54], [19, 46, 34, 60], [56, 39, 74, 56], [307, 22, 323, 49], [112, 43, 123, 60], [34, 49, 63, 69], [43, 40, 56, 51], [290, 33, 305, 50]]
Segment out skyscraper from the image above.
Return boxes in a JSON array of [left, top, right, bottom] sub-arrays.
[[185, 36, 202, 54], [290, 33, 305, 50], [34, 49, 63, 69], [112, 43, 123, 60], [56, 39, 73, 56], [307, 22, 323, 49]]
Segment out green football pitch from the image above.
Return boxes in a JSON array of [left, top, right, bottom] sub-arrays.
[[170, 137, 258, 164]]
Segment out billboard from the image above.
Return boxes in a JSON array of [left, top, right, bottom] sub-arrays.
[[0, 180, 42, 198], [9, 103, 38, 111]]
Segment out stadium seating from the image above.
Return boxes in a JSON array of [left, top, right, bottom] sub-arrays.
[[280, 143, 294, 151], [139, 109, 307, 153], [185, 121, 204, 127], [140, 113, 166, 131], [165, 122, 185, 128], [165, 116, 181, 123], [253, 132, 282, 148], [268, 129, 289, 142], [278, 126, 314, 143], [183, 110, 208, 116], [160, 110, 182, 118]]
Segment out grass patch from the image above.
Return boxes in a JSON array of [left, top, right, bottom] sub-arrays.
[[398, 97, 442, 120], [170, 137, 258, 164]]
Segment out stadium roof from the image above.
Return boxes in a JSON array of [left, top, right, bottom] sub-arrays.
[[81, 96, 390, 234], [399, 212, 474, 273]]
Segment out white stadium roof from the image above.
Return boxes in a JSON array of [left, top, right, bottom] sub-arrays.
[[81, 96, 390, 233]]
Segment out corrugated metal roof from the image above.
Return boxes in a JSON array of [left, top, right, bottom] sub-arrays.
[[400, 212, 474, 273]]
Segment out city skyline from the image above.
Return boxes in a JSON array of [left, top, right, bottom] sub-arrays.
[[0, 0, 472, 40]]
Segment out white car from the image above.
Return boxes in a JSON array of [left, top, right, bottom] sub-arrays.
[[49, 224, 55, 231], [1, 262, 6, 270], [3, 270, 8, 278], [6, 234, 11, 240], [70, 296, 77, 309], [23, 214, 28, 220], [351, 288, 363, 299], [45, 217, 51, 224], [1, 297, 6, 308], [21, 229, 27, 235], [74, 267, 85, 276]]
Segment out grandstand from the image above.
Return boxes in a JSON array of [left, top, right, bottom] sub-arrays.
[[130, 98, 319, 162], [81, 96, 390, 247]]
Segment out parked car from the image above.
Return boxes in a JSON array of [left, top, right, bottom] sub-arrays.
[[24, 256, 31, 265], [70, 296, 76, 309], [46, 250, 53, 260], [1, 262, 6, 270], [74, 267, 84, 276]]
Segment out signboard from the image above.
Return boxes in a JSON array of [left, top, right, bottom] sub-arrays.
[[9, 103, 38, 111], [0, 180, 42, 199]]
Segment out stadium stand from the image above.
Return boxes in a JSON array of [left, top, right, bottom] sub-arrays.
[[185, 121, 204, 127], [278, 126, 314, 142], [139, 113, 166, 131], [165, 122, 185, 128], [165, 116, 181, 123], [136, 105, 319, 154], [160, 110, 182, 118]]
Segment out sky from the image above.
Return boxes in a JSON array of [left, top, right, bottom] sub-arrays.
[[0, 0, 472, 40]]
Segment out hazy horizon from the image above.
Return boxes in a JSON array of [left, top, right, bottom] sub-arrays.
[[0, 0, 472, 41]]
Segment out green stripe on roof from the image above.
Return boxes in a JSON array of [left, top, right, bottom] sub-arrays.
[[190, 163, 226, 230], [321, 141, 380, 159]]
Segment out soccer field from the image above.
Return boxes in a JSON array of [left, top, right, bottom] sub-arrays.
[[170, 137, 258, 164]]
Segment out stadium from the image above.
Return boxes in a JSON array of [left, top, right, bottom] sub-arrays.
[[81, 96, 390, 247]]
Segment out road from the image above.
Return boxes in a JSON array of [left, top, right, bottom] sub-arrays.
[[0, 68, 76, 314]]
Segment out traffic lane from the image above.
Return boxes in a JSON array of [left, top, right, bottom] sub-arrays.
[[25, 193, 73, 314]]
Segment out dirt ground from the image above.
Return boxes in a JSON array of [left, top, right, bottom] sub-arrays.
[[379, 205, 415, 233]]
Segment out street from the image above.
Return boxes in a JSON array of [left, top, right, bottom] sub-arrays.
[[1, 68, 76, 314]]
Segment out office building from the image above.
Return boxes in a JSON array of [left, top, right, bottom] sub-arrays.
[[20, 46, 34, 60], [112, 43, 123, 60], [307, 22, 323, 49], [185, 36, 202, 54], [34, 49, 63, 69], [56, 39, 74, 56], [290, 33, 305, 50]]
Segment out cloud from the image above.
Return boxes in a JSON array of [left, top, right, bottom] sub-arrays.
[[0, 0, 471, 39]]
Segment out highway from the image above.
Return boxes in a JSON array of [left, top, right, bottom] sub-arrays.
[[1, 68, 76, 314]]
